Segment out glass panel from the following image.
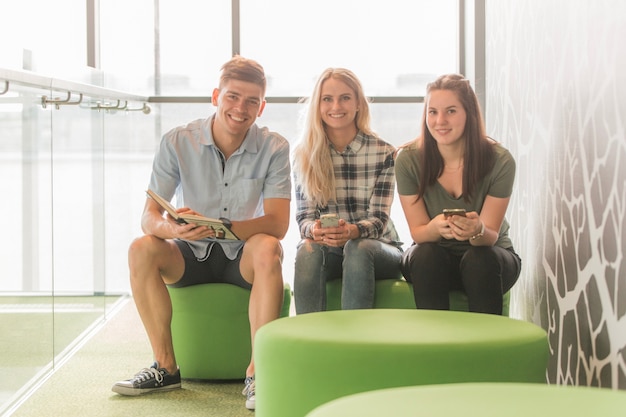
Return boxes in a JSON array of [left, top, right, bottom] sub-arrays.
[[156, 0, 232, 96], [0, 85, 52, 292], [0, 82, 131, 413], [103, 106, 159, 294], [99, 0, 232, 95], [50, 99, 101, 294], [0, 83, 54, 413], [240, 0, 458, 97], [99, 0, 155, 93], [0, 0, 87, 79]]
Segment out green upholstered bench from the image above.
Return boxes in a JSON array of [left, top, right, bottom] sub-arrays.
[[167, 282, 291, 380], [255, 309, 548, 417], [306, 382, 626, 417], [326, 278, 511, 315]]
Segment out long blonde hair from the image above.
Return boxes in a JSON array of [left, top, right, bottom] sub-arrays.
[[293, 68, 375, 207]]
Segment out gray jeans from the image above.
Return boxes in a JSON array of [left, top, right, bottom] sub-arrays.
[[293, 238, 402, 313]]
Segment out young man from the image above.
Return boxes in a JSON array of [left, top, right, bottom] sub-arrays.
[[111, 56, 291, 410]]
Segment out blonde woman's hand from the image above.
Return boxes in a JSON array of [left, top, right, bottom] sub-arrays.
[[314, 219, 352, 247]]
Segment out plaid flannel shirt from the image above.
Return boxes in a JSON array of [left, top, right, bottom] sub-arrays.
[[295, 131, 401, 246]]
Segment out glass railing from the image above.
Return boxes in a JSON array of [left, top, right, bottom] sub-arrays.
[[0, 68, 153, 415]]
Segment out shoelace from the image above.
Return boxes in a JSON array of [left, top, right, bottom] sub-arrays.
[[242, 378, 255, 397], [133, 367, 163, 384]]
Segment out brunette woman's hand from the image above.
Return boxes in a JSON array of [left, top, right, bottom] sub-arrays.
[[447, 211, 482, 241], [435, 213, 456, 240]]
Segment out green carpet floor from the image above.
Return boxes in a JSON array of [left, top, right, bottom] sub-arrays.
[[10, 298, 253, 417], [0, 295, 123, 413]]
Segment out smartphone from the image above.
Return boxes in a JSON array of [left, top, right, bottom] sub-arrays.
[[443, 208, 467, 218], [320, 213, 340, 228]]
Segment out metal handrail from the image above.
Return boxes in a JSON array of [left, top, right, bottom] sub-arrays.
[[0, 67, 150, 113]]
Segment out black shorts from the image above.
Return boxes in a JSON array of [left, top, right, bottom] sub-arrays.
[[168, 240, 252, 290]]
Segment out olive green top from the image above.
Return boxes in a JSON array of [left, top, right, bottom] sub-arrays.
[[395, 141, 516, 254]]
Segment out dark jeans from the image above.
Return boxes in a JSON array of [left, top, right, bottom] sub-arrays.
[[400, 242, 521, 315]]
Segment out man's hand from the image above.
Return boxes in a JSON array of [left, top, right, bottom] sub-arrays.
[[168, 208, 218, 241]]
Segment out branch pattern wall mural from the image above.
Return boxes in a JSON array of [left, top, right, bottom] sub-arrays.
[[485, 0, 626, 389]]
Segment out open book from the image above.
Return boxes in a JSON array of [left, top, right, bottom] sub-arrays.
[[146, 189, 239, 240]]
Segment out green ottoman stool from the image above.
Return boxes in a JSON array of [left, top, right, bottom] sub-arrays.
[[168, 282, 291, 380], [306, 382, 626, 417], [325, 278, 414, 310], [326, 278, 511, 315], [255, 309, 548, 417]]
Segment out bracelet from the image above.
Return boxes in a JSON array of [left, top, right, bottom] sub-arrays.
[[470, 221, 485, 241]]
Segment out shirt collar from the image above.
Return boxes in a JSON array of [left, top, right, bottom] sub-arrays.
[[329, 130, 366, 154]]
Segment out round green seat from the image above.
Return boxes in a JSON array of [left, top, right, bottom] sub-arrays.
[[167, 282, 291, 380], [255, 309, 548, 417], [306, 382, 626, 417], [326, 278, 511, 315]]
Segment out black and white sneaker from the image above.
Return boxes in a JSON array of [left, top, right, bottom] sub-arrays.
[[112, 362, 181, 396]]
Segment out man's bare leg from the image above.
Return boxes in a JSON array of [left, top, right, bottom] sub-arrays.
[[238, 233, 284, 410], [112, 235, 185, 396]]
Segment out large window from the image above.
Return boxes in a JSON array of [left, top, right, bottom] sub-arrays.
[[2, 0, 459, 99], [0, 0, 90, 81], [100, 0, 232, 95], [98, 0, 458, 99], [240, 0, 458, 98]]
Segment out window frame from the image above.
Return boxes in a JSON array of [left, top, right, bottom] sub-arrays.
[[86, 0, 486, 107]]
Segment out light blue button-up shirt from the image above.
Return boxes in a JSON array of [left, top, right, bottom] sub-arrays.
[[148, 114, 291, 260]]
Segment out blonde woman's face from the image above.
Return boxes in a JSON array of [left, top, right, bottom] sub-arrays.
[[319, 78, 359, 135]]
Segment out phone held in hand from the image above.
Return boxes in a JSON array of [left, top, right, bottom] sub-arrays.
[[320, 213, 340, 228], [443, 208, 467, 218]]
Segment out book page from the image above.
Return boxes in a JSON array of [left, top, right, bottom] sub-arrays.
[[146, 189, 181, 221], [145, 189, 239, 240]]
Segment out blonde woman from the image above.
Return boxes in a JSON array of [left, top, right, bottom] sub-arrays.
[[292, 68, 403, 313]]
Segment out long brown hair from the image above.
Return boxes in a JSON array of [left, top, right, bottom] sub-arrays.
[[416, 74, 495, 202]]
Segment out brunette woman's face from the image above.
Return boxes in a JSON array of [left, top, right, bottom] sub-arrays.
[[426, 89, 467, 147], [319, 77, 359, 134]]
